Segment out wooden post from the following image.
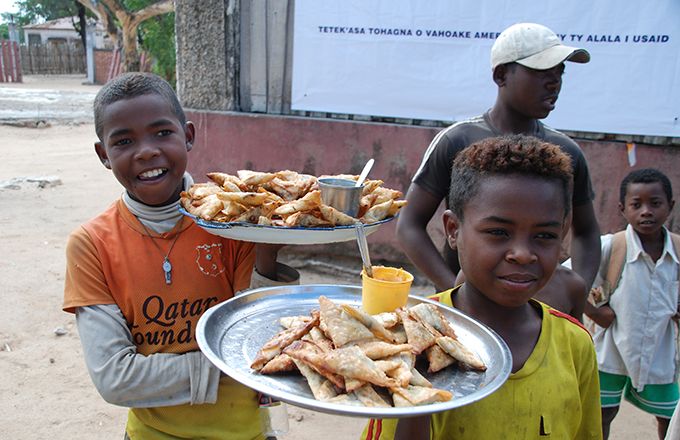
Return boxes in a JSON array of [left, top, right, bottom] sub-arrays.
[[242, 0, 267, 112], [239, 0, 292, 114], [7, 40, 15, 81], [0, 41, 5, 82], [265, 0, 289, 114], [1, 40, 9, 82], [13, 41, 22, 82]]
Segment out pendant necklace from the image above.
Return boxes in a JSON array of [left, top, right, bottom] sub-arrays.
[[140, 223, 182, 285]]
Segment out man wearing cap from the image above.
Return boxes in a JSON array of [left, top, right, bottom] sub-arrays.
[[397, 22, 601, 296]]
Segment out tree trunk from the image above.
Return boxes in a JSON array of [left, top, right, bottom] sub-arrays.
[[77, 0, 119, 49], [121, 19, 140, 72], [76, 2, 87, 58]]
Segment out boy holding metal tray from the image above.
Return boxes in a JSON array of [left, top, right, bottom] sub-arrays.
[[62, 72, 297, 440], [363, 135, 602, 439]]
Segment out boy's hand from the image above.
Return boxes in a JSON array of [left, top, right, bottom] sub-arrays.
[[255, 243, 285, 280], [589, 305, 616, 328]]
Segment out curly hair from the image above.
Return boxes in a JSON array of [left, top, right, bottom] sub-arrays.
[[93, 72, 186, 140], [448, 135, 574, 220], [619, 168, 673, 204]]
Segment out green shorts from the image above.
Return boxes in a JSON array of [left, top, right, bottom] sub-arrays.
[[599, 371, 679, 418]]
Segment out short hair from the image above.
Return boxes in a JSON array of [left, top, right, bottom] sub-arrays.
[[619, 168, 673, 204], [93, 72, 186, 140], [448, 135, 574, 220]]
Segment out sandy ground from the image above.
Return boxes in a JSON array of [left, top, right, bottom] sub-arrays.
[[0, 75, 659, 439]]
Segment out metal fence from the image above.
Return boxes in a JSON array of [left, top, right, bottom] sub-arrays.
[[20, 43, 85, 75]]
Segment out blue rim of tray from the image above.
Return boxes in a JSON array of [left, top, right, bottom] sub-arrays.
[[179, 206, 396, 230]]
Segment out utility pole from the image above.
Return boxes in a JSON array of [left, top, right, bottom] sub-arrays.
[[8, 15, 19, 43], [85, 23, 95, 84]]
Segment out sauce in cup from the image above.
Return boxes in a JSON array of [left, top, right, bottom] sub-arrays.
[[361, 266, 414, 314]]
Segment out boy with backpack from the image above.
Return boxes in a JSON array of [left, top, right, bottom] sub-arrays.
[[585, 168, 679, 439]]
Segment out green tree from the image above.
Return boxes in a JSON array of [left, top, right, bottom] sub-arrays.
[[14, 0, 77, 22], [78, 0, 173, 74], [137, 12, 176, 83], [123, 0, 175, 82]]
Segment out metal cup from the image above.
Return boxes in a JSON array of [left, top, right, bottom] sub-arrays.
[[318, 178, 363, 218]]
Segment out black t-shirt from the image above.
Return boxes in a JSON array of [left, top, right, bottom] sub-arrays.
[[413, 112, 595, 207]]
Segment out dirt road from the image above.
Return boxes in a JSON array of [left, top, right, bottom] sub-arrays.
[[0, 75, 656, 439]]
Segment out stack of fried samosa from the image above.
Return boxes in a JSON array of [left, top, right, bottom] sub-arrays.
[[180, 170, 407, 227], [249, 296, 486, 408]]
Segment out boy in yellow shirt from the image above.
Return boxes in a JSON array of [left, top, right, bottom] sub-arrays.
[[364, 135, 601, 439]]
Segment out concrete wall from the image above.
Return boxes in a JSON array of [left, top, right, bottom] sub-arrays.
[[175, 0, 239, 111], [185, 110, 680, 263]]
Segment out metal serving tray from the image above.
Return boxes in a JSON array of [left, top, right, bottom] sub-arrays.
[[180, 207, 393, 245], [196, 284, 511, 418]]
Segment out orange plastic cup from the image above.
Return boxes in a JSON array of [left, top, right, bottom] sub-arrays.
[[361, 266, 414, 314]]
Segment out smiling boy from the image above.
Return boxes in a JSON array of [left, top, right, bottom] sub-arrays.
[[364, 135, 601, 439], [586, 168, 678, 439], [64, 73, 296, 439]]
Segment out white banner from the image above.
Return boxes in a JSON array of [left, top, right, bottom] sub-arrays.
[[291, 0, 680, 137]]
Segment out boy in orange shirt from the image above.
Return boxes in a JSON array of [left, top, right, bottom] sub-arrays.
[[63, 72, 296, 439]]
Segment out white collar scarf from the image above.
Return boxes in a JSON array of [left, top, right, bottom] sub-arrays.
[[123, 172, 194, 233]]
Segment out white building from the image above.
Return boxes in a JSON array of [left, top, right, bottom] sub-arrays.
[[23, 17, 111, 48]]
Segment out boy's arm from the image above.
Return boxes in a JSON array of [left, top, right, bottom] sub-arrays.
[[395, 416, 430, 440], [569, 201, 601, 290], [230, 242, 299, 292], [255, 243, 283, 280], [584, 303, 616, 328], [563, 268, 587, 322], [75, 304, 221, 407], [250, 244, 300, 289], [396, 184, 457, 291], [582, 233, 616, 327]]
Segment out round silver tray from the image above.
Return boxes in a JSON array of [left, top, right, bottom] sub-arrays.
[[180, 207, 393, 245], [196, 284, 511, 418]]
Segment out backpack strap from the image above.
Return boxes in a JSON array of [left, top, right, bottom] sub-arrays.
[[608, 230, 680, 290], [605, 231, 627, 294], [671, 233, 680, 290], [671, 232, 680, 263], [591, 230, 678, 306]]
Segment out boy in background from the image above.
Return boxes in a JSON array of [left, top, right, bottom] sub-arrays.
[[397, 22, 600, 296], [63, 72, 297, 439], [585, 168, 678, 439], [364, 135, 601, 439]]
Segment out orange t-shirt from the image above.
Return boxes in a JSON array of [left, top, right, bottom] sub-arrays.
[[64, 199, 255, 355], [64, 200, 265, 439]]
